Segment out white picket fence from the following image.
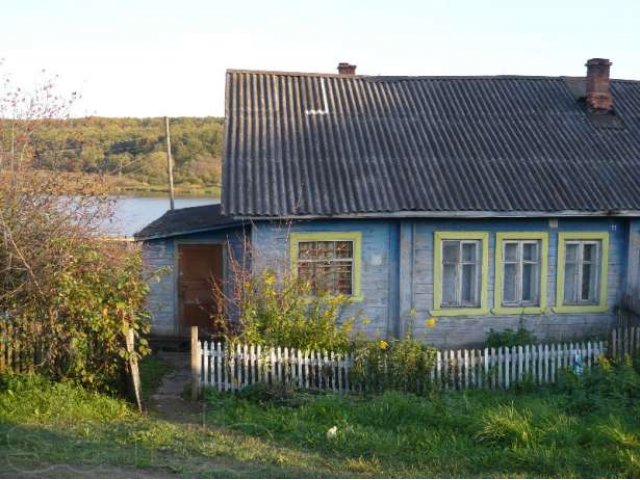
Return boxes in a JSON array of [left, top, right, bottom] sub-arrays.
[[198, 339, 607, 393]]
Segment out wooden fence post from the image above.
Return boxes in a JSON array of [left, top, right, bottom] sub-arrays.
[[191, 326, 201, 399], [126, 328, 143, 412]]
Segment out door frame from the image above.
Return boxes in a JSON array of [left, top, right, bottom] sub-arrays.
[[174, 239, 228, 337]]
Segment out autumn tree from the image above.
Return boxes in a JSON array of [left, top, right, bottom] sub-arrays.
[[0, 66, 151, 394]]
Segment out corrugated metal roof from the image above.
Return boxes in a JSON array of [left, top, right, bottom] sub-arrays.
[[222, 70, 640, 217], [134, 204, 243, 241]]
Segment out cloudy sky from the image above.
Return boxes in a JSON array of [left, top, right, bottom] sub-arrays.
[[2, 0, 639, 117]]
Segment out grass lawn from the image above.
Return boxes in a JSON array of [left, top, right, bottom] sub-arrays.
[[205, 384, 640, 478], [1, 358, 639, 478]]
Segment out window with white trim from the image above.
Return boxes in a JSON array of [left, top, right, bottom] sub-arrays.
[[441, 240, 481, 308], [563, 240, 601, 305], [501, 240, 541, 306], [296, 240, 354, 295]]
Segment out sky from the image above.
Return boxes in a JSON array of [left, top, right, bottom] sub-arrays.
[[2, 0, 639, 118]]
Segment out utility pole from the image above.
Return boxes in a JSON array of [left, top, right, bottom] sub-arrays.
[[164, 116, 175, 210]]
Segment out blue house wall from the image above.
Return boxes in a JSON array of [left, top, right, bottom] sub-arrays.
[[252, 217, 628, 347], [142, 227, 248, 336]]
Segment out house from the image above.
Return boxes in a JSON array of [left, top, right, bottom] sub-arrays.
[[137, 58, 640, 347]]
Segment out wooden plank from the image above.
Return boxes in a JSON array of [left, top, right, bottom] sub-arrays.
[[216, 342, 222, 391], [304, 350, 310, 390], [519, 345, 524, 382], [296, 349, 302, 390], [497, 347, 503, 389], [456, 350, 462, 390], [283, 347, 289, 387], [483, 348, 489, 389], [490, 348, 496, 389], [467, 349, 473, 389], [190, 327, 201, 398], [202, 341, 210, 387], [449, 350, 455, 390]]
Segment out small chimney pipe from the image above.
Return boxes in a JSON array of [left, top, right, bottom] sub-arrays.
[[585, 58, 613, 111], [337, 62, 357, 75]]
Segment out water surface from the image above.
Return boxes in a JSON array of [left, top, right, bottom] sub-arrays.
[[105, 196, 219, 238]]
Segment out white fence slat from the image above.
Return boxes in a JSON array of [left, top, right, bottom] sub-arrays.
[[517, 345, 523, 382], [456, 350, 462, 390], [449, 349, 455, 390], [483, 348, 489, 389], [200, 327, 630, 394], [489, 347, 498, 389]]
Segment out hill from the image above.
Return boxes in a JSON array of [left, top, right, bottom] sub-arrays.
[[27, 116, 224, 195]]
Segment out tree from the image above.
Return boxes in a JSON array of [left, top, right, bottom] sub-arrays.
[[0, 66, 151, 394]]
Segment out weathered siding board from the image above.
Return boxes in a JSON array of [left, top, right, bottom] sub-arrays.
[[251, 217, 626, 348], [143, 240, 177, 335]]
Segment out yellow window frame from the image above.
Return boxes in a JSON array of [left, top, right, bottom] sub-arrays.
[[494, 232, 549, 315], [432, 232, 489, 317], [554, 232, 609, 314], [289, 232, 363, 302]]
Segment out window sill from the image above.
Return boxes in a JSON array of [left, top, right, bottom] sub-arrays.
[[431, 307, 489, 317], [552, 304, 608, 314], [491, 306, 547, 315]]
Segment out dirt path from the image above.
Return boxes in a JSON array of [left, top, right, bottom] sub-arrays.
[[148, 352, 204, 423]]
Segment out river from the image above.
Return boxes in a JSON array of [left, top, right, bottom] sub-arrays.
[[105, 196, 219, 238]]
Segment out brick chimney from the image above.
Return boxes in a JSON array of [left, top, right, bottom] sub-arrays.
[[585, 58, 613, 111], [337, 62, 356, 75]]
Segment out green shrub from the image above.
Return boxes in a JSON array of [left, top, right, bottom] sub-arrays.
[[486, 325, 537, 348], [350, 337, 437, 394], [221, 269, 356, 353]]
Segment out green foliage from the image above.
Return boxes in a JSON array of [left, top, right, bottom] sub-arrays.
[[350, 336, 437, 394], [3, 358, 640, 478], [0, 170, 153, 393], [0, 80, 155, 394], [486, 325, 538, 348], [206, 358, 640, 478], [556, 354, 640, 415], [139, 355, 171, 400], [1, 240, 152, 393], [225, 269, 356, 352], [234, 382, 308, 407], [23, 116, 224, 188], [0, 374, 336, 477]]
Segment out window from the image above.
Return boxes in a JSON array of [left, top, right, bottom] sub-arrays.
[[290, 232, 362, 300], [563, 241, 600, 304], [297, 240, 353, 295], [494, 232, 548, 314], [441, 240, 481, 307], [433, 232, 489, 316], [502, 241, 540, 306], [555, 232, 609, 313]]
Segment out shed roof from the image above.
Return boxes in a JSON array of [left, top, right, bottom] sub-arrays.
[[222, 70, 640, 217], [134, 204, 243, 241]]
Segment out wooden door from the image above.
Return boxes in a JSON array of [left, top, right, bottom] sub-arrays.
[[178, 244, 224, 335]]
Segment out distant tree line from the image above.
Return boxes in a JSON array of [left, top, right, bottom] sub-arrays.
[[21, 116, 224, 187]]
